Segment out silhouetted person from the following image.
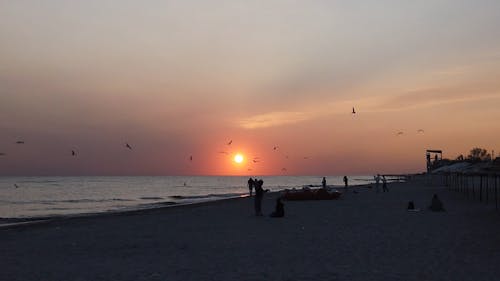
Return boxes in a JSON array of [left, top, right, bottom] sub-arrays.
[[254, 179, 266, 216], [270, 198, 284, 218], [322, 177, 327, 189], [343, 176, 348, 188], [374, 174, 381, 193], [407, 201, 415, 210], [429, 194, 445, 212], [248, 178, 254, 196], [382, 176, 388, 192]]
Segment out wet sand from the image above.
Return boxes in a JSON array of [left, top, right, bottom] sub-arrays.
[[1, 179, 500, 281]]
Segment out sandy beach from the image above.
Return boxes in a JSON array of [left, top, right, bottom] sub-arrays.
[[1, 179, 500, 281]]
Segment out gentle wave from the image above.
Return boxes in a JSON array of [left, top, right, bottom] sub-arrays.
[[170, 193, 245, 200]]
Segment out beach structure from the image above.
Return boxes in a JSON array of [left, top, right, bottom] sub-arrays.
[[426, 149, 443, 172]]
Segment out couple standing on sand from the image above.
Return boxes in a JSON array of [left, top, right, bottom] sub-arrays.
[[248, 178, 266, 216], [248, 178, 279, 217], [374, 174, 389, 193]]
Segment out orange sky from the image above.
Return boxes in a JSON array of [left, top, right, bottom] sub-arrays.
[[1, 1, 500, 176]]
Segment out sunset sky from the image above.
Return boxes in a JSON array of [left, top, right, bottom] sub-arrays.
[[1, 1, 500, 176]]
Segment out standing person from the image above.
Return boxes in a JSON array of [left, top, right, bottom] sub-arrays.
[[322, 177, 327, 189], [247, 177, 254, 196], [382, 176, 389, 192], [343, 176, 348, 188], [374, 174, 381, 193], [254, 179, 266, 216]]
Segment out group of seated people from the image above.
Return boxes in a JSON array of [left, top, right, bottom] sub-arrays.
[[407, 194, 445, 212]]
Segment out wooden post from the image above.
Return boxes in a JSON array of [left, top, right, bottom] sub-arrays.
[[480, 175, 483, 202], [495, 175, 498, 211], [486, 175, 489, 204], [472, 175, 475, 199]]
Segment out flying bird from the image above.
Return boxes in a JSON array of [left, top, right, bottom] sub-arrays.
[[14, 184, 19, 188], [396, 131, 404, 136], [71, 150, 76, 156], [303, 157, 309, 159], [125, 143, 132, 150], [218, 151, 229, 155], [190, 155, 193, 161], [281, 168, 287, 172], [273, 146, 279, 151], [352, 107, 356, 114], [417, 129, 425, 133], [16, 141, 24, 144], [227, 140, 232, 145], [253, 159, 260, 163]]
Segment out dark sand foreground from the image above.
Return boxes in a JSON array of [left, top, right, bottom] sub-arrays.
[[2, 179, 500, 281]]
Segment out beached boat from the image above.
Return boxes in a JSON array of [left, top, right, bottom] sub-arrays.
[[282, 188, 342, 201]]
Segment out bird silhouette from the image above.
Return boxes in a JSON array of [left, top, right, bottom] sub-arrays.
[[227, 140, 232, 145], [417, 129, 425, 133], [125, 143, 132, 150], [303, 156, 309, 159], [253, 159, 260, 163], [71, 150, 76, 156], [281, 168, 287, 172], [273, 146, 279, 151], [16, 141, 24, 144], [190, 155, 193, 161], [352, 107, 356, 114], [14, 184, 19, 188], [218, 151, 229, 155], [396, 131, 404, 136]]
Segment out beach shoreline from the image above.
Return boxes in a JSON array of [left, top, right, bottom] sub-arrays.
[[2, 179, 499, 281]]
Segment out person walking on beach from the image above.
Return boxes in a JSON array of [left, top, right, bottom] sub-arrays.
[[322, 177, 327, 189], [382, 176, 388, 192], [248, 177, 254, 196], [254, 179, 266, 216], [374, 174, 381, 193]]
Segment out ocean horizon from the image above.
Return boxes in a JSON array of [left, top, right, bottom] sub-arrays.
[[0, 175, 386, 220]]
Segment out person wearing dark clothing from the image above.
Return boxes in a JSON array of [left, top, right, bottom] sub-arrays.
[[322, 177, 327, 189], [429, 194, 445, 211], [270, 198, 284, 218], [343, 176, 348, 188], [254, 179, 266, 216], [382, 176, 389, 192], [248, 178, 254, 196], [407, 201, 415, 210]]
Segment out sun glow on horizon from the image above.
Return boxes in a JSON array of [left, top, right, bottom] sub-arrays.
[[234, 154, 244, 164]]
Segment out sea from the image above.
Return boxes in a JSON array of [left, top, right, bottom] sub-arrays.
[[0, 176, 380, 221]]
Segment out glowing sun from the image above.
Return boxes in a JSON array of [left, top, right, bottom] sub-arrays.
[[234, 154, 244, 163]]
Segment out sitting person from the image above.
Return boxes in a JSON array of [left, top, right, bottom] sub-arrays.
[[429, 194, 445, 212], [407, 201, 420, 211], [270, 198, 284, 218], [407, 201, 416, 210]]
